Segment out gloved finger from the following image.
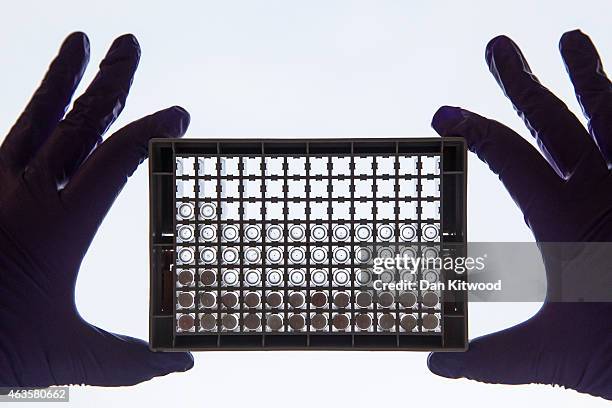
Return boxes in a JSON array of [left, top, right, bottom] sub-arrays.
[[0, 32, 89, 174], [31, 34, 141, 187], [427, 319, 539, 385], [559, 30, 612, 165], [432, 106, 561, 236], [82, 325, 194, 386], [62, 106, 189, 239], [485, 35, 607, 179]]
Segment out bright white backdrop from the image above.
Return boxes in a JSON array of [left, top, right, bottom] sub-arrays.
[[0, 0, 610, 406]]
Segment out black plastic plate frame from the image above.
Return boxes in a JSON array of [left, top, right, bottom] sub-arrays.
[[149, 138, 467, 351]]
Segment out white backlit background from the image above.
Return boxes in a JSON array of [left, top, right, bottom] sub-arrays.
[[0, 0, 610, 406]]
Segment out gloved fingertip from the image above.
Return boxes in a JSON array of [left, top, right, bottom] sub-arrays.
[[486, 34, 511, 49], [156, 106, 191, 138], [179, 351, 195, 371], [560, 28, 585, 44], [427, 352, 463, 379], [61, 31, 90, 60], [149, 351, 195, 375], [170, 105, 191, 127], [485, 35, 534, 83], [104, 33, 141, 66], [559, 29, 592, 53], [63, 31, 90, 49], [485, 35, 512, 65], [431, 105, 467, 136], [112, 33, 141, 50]]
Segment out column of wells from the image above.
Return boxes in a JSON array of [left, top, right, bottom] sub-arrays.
[[304, 148, 311, 345], [305, 152, 339, 337], [172, 154, 202, 339], [352, 153, 377, 337], [437, 142, 445, 339], [371, 151, 379, 334], [306, 154, 330, 336], [262, 152, 287, 338], [415, 153, 425, 336], [325, 154, 333, 334], [393, 146, 425, 341], [215, 147, 223, 345], [282, 155, 289, 333], [260, 145, 267, 345], [349, 149, 368, 337], [394, 143, 401, 347], [324, 149, 361, 337], [349, 146, 356, 346], [393, 146, 419, 341], [193, 153, 202, 337], [416, 151, 443, 336], [237, 153, 245, 333], [369, 150, 414, 338], [237, 151, 267, 340]]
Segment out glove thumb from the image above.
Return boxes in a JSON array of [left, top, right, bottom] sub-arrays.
[[81, 324, 194, 386], [428, 319, 540, 385]]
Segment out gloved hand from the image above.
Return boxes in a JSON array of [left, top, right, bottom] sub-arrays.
[[428, 30, 612, 399], [0, 32, 193, 386]]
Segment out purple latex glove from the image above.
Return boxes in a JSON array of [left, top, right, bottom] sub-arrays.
[[428, 31, 612, 399], [0, 32, 193, 386]]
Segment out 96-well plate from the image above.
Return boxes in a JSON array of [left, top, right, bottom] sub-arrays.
[[149, 138, 467, 350]]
